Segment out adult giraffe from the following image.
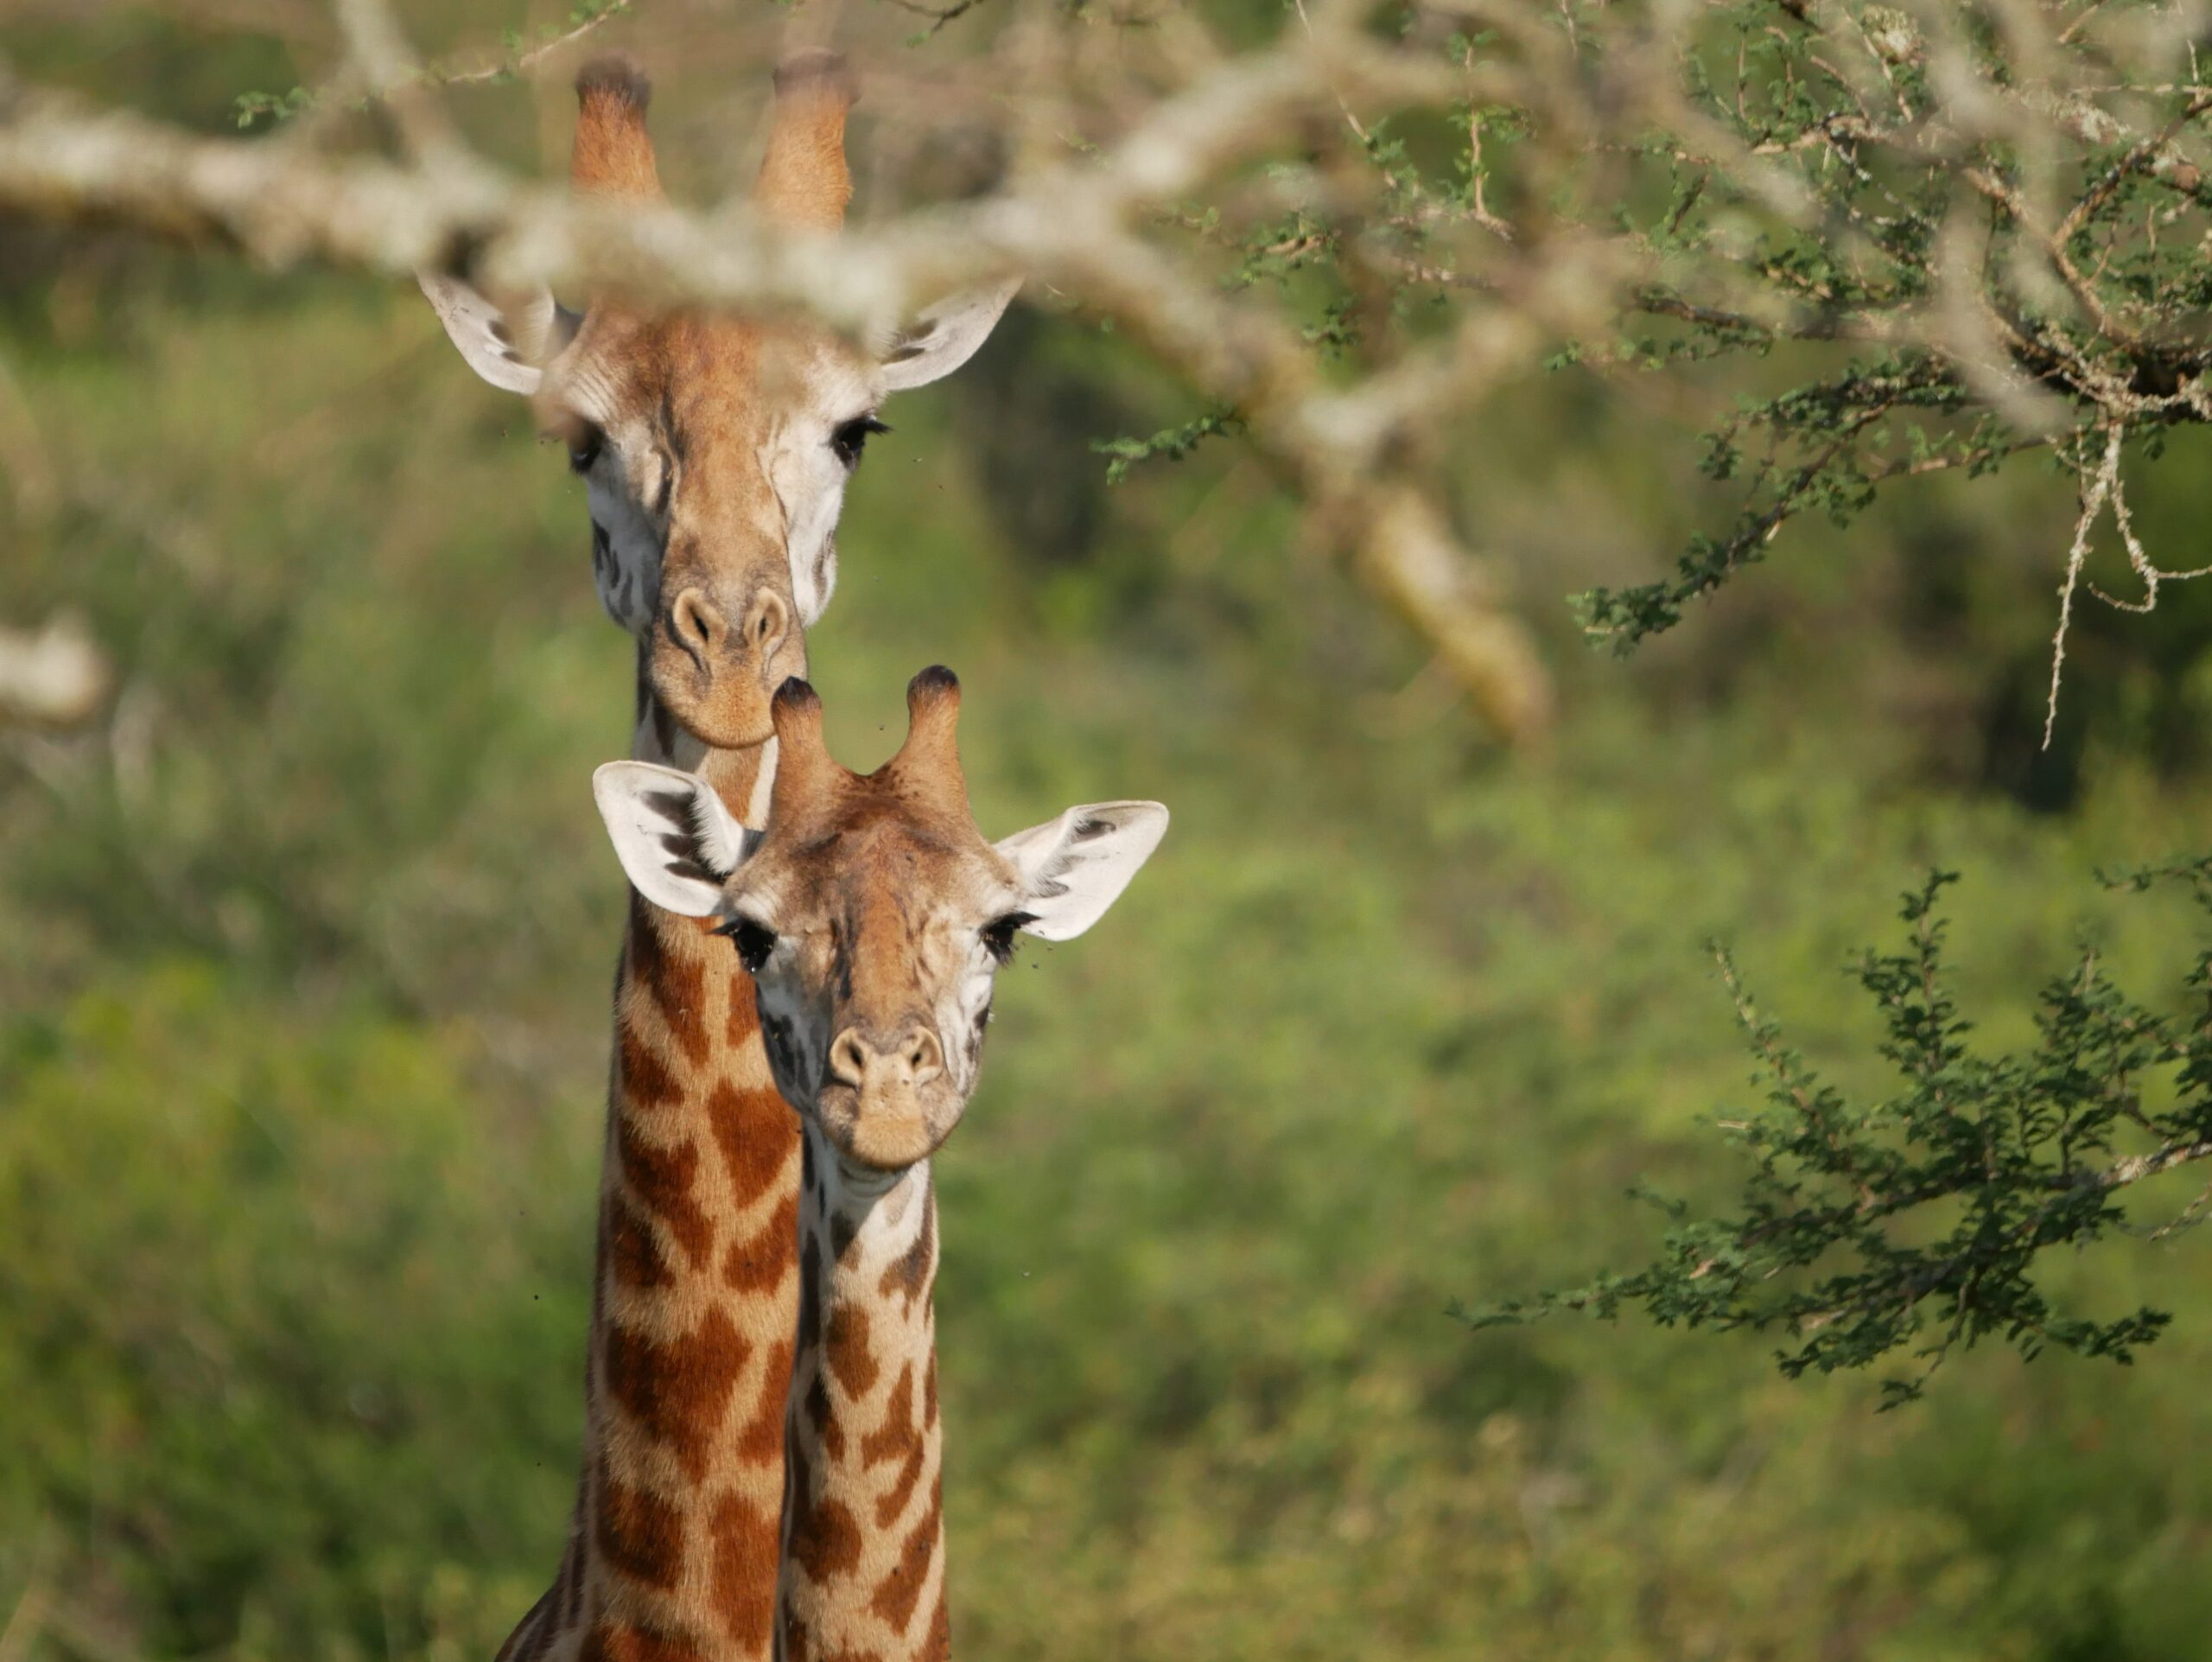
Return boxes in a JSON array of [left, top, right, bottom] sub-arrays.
[[417, 55, 1015, 1662], [594, 668, 1167, 1662]]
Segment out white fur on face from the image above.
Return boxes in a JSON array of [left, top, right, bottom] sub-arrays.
[[933, 931, 1003, 1100], [764, 353, 880, 627]]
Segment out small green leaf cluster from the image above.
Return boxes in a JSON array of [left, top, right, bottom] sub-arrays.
[[1093, 404, 1244, 486], [1570, 3, 2212, 649], [1466, 860, 2212, 1406], [232, 1, 632, 130]]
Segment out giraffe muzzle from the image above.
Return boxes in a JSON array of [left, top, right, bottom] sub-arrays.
[[815, 1024, 955, 1170], [649, 581, 802, 748]]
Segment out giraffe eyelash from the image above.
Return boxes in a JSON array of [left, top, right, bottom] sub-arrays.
[[981, 912, 1034, 965], [830, 414, 889, 468]]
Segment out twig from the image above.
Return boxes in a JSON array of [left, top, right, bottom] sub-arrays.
[[879, 0, 989, 41]]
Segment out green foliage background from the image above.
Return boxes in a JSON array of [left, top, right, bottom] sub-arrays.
[[10, 6, 2212, 1659]]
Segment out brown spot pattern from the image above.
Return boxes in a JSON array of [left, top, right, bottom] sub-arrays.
[[602, 1305, 747, 1482], [867, 1493, 940, 1636], [804, 1371, 845, 1462], [642, 933, 710, 1067], [617, 1019, 680, 1111], [920, 1588, 950, 1662], [734, 1337, 792, 1465], [706, 1079, 797, 1212], [791, 1491, 865, 1589], [873, 1438, 926, 1535], [624, 892, 669, 997], [707, 1493, 780, 1648], [607, 1190, 673, 1289], [728, 968, 762, 1048], [825, 1303, 879, 1398], [724, 1194, 797, 1296], [876, 1202, 934, 1308], [860, 1364, 915, 1469], [578, 1620, 705, 1662], [863, 1366, 925, 1531], [615, 1117, 714, 1270], [594, 1458, 684, 1589]]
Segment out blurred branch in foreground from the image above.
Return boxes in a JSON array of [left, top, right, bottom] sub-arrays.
[[0, 0, 1559, 738], [7, 2, 2212, 737], [1466, 862, 2212, 1407]]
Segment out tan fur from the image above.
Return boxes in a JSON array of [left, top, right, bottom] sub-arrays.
[[721, 674, 1022, 1662], [500, 752, 801, 1662], [599, 672, 1152, 1662], [782, 1154, 947, 1662], [755, 53, 858, 232], [488, 49, 1016, 1662], [499, 57, 863, 1662], [574, 57, 664, 201]]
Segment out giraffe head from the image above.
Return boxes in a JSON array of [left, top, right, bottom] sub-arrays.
[[420, 56, 1017, 749], [594, 668, 1167, 1169]]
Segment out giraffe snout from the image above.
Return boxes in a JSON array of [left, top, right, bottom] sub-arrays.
[[821, 1023, 951, 1170], [648, 570, 804, 748]]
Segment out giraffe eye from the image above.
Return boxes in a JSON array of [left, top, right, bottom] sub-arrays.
[[981, 912, 1034, 965], [569, 423, 605, 474], [830, 415, 889, 468], [715, 916, 777, 975]]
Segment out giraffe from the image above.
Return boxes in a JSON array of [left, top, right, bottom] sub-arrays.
[[415, 54, 1017, 1662], [594, 666, 1169, 1662]]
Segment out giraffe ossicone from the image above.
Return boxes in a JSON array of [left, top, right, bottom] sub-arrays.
[[594, 667, 1166, 1661]]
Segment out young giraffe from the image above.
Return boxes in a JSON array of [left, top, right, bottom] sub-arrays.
[[594, 668, 1169, 1662], [416, 56, 1016, 1662]]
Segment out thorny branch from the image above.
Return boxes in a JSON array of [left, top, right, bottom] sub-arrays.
[[6, 0, 2212, 736]]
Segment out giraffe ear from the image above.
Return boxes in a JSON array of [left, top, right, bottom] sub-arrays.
[[995, 800, 1168, 942], [594, 761, 753, 917], [417, 274, 581, 396], [876, 277, 1021, 394]]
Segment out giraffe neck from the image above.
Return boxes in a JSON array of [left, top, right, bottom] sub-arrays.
[[500, 680, 801, 1662], [779, 1124, 948, 1662]]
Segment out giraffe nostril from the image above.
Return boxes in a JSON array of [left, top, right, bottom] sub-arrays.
[[901, 1028, 944, 1085], [742, 591, 791, 664], [666, 589, 725, 669], [828, 1029, 870, 1088]]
